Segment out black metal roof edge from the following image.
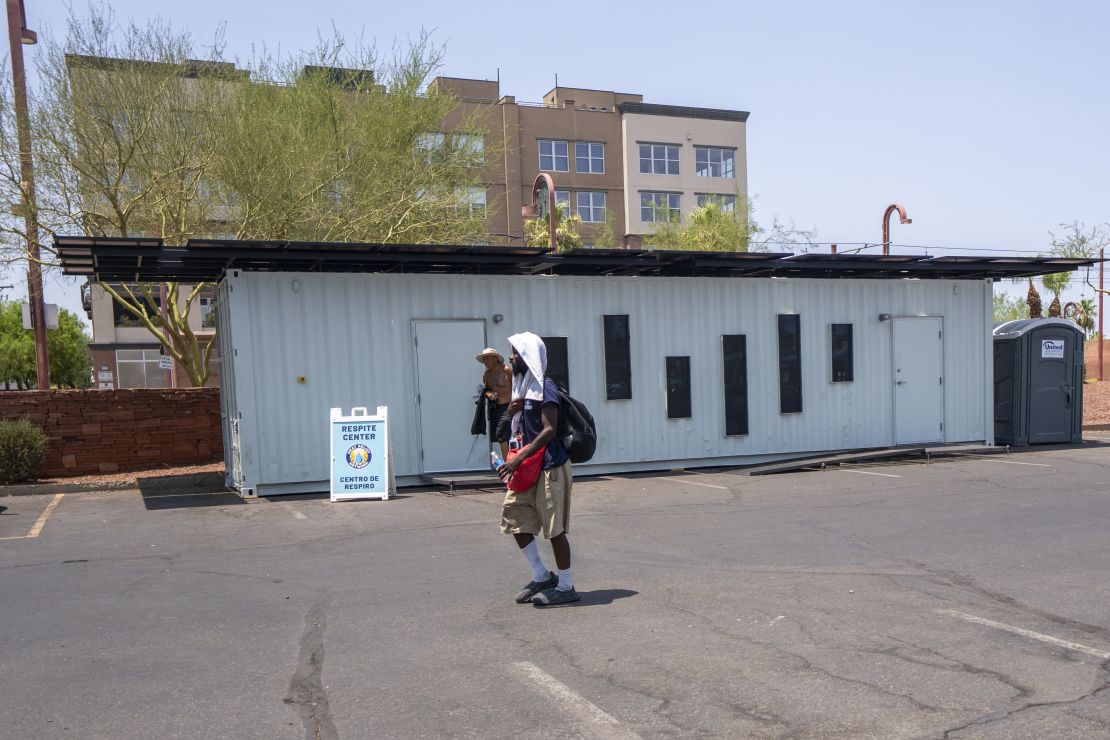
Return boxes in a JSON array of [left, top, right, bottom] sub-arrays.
[[617, 101, 750, 122]]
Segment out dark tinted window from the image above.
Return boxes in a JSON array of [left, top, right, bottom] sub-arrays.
[[603, 315, 631, 400], [542, 336, 569, 392], [665, 356, 692, 419], [831, 324, 853, 382], [778, 314, 802, 413], [722, 335, 748, 435]]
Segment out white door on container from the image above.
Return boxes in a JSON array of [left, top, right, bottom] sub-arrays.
[[893, 317, 944, 444], [414, 320, 487, 473]]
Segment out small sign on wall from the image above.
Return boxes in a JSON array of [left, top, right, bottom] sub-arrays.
[[329, 406, 392, 502], [158, 355, 174, 370], [1041, 338, 1065, 359]]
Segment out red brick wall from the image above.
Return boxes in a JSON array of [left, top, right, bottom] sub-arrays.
[[1085, 339, 1109, 380], [0, 388, 222, 476]]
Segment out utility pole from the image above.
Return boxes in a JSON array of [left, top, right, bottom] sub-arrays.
[[1100, 247, 1104, 382], [6, 0, 49, 388]]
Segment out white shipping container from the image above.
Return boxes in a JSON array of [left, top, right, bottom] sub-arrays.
[[217, 271, 994, 496]]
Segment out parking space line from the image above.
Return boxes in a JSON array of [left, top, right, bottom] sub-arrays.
[[280, 502, 307, 520], [964, 456, 1052, 467], [839, 469, 902, 478], [653, 477, 728, 490], [512, 661, 642, 740], [0, 493, 64, 541], [938, 609, 1110, 660]]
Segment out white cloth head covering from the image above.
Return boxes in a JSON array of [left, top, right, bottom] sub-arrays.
[[507, 332, 547, 436]]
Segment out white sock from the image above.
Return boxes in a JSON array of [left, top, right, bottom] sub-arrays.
[[520, 540, 550, 582], [556, 567, 573, 591]]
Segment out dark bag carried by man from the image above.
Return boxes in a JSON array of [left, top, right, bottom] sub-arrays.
[[555, 387, 597, 464]]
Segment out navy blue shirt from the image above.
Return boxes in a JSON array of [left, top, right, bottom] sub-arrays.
[[521, 378, 570, 469]]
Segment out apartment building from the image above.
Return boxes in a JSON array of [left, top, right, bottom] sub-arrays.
[[432, 77, 749, 247]]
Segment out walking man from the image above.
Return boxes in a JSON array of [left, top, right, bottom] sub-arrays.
[[476, 347, 513, 460], [497, 332, 579, 606]]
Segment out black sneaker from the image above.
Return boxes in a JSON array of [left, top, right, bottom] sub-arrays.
[[532, 586, 581, 606], [515, 572, 557, 604]]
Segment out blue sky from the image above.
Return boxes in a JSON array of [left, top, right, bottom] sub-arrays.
[[6, 0, 1108, 321]]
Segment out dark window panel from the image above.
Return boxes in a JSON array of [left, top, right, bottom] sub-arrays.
[[665, 356, 692, 419], [541, 336, 569, 392], [603, 315, 631, 400], [778, 314, 803, 413], [722, 334, 748, 435], [831, 323, 854, 383]]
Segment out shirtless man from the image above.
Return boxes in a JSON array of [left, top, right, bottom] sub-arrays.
[[476, 347, 513, 459]]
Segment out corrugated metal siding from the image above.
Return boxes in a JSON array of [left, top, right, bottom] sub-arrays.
[[223, 272, 992, 492]]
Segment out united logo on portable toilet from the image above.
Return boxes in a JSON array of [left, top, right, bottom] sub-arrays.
[[330, 406, 391, 501]]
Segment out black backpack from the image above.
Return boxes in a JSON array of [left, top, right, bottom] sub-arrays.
[[556, 387, 597, 464]]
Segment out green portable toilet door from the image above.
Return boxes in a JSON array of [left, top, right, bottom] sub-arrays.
[[1027, 328, 1074, 444]]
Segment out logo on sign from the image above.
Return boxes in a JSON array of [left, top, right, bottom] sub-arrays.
[[346, 444, 371, 469], [1041, 339, 1065, 359]]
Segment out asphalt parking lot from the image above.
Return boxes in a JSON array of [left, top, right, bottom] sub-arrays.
[[2, 441, 1110, 739]]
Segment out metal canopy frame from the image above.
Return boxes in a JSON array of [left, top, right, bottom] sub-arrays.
[[54, 236, 1101, 283]]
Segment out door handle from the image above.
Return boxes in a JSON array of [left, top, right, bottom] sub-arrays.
[[896, 380, 907, 385]]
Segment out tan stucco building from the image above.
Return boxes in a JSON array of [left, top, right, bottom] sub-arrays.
[[431, 77, 749, 248]]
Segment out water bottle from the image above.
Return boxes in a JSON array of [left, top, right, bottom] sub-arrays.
[[490, 451, 504, 470]]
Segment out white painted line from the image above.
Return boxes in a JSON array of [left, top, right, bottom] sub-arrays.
[[280, 502, 307, 520], [512, 661, 642, 740], [964, 456, 1052, 467], [654, 477, 728, 490], [840, 469, 902, 478], [938, 609, 1110, 660]]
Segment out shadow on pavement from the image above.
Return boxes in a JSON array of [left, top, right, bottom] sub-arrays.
[[533, 588, 639, 608], [137, 472, 244, 510]]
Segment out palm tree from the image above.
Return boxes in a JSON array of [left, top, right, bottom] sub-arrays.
[[1041, 272, 1069, 317], [1026, 279, 1043, 318], [1076, 298, 1097, 337], [525, 201, 582, 252]]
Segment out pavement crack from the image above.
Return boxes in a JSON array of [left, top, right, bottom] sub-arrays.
[[284, 594, 338, 740], [940, 659, 1110, 738]]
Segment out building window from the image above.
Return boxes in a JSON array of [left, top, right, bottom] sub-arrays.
[[639, 143, 680, 175], [576, 191, 606, 223], [454, 133, 485, 157], [555, 190, 570, 208], [575, 142, 604, 173], [778, 314, 803, 414], [831, 324, 854, 382], [641, 192, 681, 223], [696, 193, 737, 212], [539, 139, 569, 172], [115, 349, 167, 389], [665, 356, 692, 419], [456, 187, 487, 217], [603, 314, 631, 400], [722, 335, 749, 436], [541, 336, 569, 392], [111, 289, 161, 328], [695, 146, 735, 178], [199, 295, 217, 329]]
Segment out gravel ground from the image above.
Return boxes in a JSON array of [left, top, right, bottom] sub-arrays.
[[1084, 379, 1110, 425], [34, 462, 224, 489]]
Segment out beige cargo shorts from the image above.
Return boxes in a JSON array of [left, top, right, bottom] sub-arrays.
[[500, 461, 573, 538]]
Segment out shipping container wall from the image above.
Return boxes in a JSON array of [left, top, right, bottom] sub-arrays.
[[221, 271, 993, 494]]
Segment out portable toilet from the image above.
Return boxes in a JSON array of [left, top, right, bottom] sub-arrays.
[[993, 318, 1085, 445]]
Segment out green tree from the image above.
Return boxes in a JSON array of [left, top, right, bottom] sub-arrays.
[[524, 201, 582, 252], [646, 196, 816, 252], [0, 5, 493, 386], [0, 301, 91, 389], [1050, 221, 1110, 301], [993, 291, 1026, 323], [1075, 297, 1097, 337], [1041, 271, 1069, 318]]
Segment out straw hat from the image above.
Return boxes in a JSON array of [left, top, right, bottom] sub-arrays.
[[475, 347, 504, 364]]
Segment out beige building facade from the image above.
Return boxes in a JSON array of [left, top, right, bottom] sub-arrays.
[[431, 78, 749, 248]]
